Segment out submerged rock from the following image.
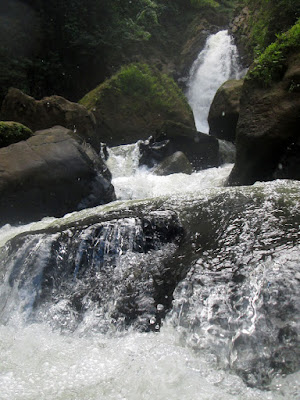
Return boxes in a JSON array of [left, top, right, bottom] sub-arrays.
[[79, 63, 195, 146], [0, 121, 33, 148], [0, 126, 115, 226], [208, 79, 243, 143], [0, 88, 98, 150], [2, 209, 184, 332]]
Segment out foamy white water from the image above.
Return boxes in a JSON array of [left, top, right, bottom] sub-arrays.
[[107, 144, 233, 200], [1, 176, 300, 399], [1, 30, 300, 400], [2, 322, 298, 400], [186, 30, 241, 133]]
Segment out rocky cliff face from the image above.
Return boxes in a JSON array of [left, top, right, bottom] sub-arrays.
[[228, 51, 300, 185]]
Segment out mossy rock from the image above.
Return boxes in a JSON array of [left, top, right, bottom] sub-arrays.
[[79, 63, 195, 146], [0, 121, 32, 148]]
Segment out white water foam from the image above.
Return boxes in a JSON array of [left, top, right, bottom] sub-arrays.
[[2, 322, 299, 400], [186, 30, 242, 133], [107, 144, 233, 201], [1, 179, 300, 400], [1, 29, 299, 400]]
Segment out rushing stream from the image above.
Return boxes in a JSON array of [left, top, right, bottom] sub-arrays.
[[0, 31, 300, 400]]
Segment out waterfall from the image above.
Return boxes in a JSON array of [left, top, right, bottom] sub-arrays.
[[186, 30, 241, 133], [0, 30, 300, 400]]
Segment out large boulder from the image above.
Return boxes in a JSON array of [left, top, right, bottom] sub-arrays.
[[0, 88, 99, 150], [0, 121, 33, 148], [208, 79, 244, 143], [79, 63, 195, 146], [0, 126, 115, 226], [150, 121, 220, 171], [228, 50, 300, 186]]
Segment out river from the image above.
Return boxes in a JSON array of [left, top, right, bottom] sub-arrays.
[[0, 31, 299, 400]]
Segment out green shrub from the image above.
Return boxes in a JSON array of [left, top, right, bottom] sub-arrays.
[[0, 121, 33, 148], [243, 0, 300, 56], [247, 19, 300, 86]]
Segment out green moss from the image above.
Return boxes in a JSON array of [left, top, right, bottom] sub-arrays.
[[0, 121, 33, 148], [79, 63, 192, 117], [247, 19, 300, 86], [243, 0, 300, 57]]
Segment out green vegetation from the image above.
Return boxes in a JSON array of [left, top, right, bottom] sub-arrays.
[[0, 0, 239, 104], [0, 0, 165, 103], [248, 19, 300, 85], [190, 0, 220, 8], [80, 63, 191, 116], [0, 121, 33, 148], [243, 0, 300, 56]]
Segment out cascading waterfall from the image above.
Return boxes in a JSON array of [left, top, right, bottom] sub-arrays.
[[186, 30, 242, 133], [0, 31, 300, 400]]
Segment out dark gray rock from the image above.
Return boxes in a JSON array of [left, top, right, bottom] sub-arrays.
[[156, 121, 220, 170], [208, 79, 244, 143], [154, 151, 193, 176], [274, 136, 300, 180], [140, 121, 219, 171], [139, 137, 173, 169], [0, 126, 115, 226], [228, 52, 300, 186]]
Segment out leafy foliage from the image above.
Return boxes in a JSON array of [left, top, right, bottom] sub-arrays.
[[0, 0, 166, 103], [243, 0, 300, 56], [248, 19, 300, 85]]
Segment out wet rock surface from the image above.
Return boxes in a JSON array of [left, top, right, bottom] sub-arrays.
[[140, 121, 219, 171], [1, 183, 300, 389], [2, 209, 184, 333], [228, 52, 300, 185], [208, 79, 243, 143], [0, 126, 115, 226], [153, 151, 193, 176]]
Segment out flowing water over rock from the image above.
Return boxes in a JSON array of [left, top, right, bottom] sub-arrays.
[[0, 31, 300, 400], [186, 30, 242, 133], [0, 161, 299, 399]]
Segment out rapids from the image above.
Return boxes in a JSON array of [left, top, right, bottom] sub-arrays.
[[0, 32, 300, 400]]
